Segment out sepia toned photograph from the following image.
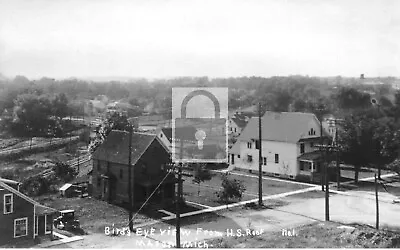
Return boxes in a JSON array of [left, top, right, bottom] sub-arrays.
[[0, 0, 399, 248]]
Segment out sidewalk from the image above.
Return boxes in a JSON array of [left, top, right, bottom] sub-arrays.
[[35, 232, 83, 248]]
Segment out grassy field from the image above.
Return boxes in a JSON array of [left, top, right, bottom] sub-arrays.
[[181, 173, 310, 207], [0, 141, 87, 181], [36, 195, 157, 235], [206, 221, 400, 248]]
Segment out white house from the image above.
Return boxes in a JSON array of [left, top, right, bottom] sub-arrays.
[[228, 111, 331, 182], [229, 111, 255, 137]]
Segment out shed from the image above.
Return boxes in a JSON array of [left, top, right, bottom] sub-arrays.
[[59, 183, 74, 197]]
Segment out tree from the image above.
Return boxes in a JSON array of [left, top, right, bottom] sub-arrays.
[[52, 93, 69, 119], [52, 162, 78, 183], [386, 158, 400, 176], [89, 112, 131, 153], [11, 93, 53, 136], [339, 112, 373, 183], [335, 87, 371, 110], [192, 163, 212, 195], [216, 173, 246, 207]]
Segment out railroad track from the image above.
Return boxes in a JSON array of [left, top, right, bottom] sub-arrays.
[[0, 136, 80, 156]]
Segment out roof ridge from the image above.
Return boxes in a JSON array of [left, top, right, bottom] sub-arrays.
[[0, 181, 40, 206], [130, 136, 157, 166]]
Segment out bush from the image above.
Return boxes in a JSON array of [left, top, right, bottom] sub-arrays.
[[53, 162, 78, 183], [216, 173, 246, 205]]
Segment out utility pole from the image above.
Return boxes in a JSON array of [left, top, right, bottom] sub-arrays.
[[319, 111, 325, 191], [258, 102, 263, 207], [176, 138, 183, 248], [324, 150, 329, 221], [375, 173, 379, 229], [315, 144, 335, 222], [371, 98, 383, 180], [330, 117, 345, 190], [128, 126, 133, 231], [336, 130, 340, 190]]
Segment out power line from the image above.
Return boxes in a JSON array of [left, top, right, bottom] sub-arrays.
[[125, 170, 172, 228]]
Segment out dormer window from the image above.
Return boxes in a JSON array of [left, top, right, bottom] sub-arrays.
[[4, 194, 13, 214], [247, 142, 252, 149], [308, 128, 316, 136]]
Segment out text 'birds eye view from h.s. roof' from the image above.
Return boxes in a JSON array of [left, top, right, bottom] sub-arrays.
[[0, 0, 400, 248]]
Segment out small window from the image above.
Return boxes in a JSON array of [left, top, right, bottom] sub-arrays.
[[14, 218, 28, 238], [160, 133, 163, 138], [255, 140, 260, 150], [289, 175, 294, 179], [247, 155, 253, 162], [247, 142, 252, 149], [275, 154, 279, 163], [119, 169, 123, 179], [4, 194, 13, 214], [300, 161, 305, 171], [234, 128, 237, 133], [263, 157, 267, 165], [300, 143, 305, 154], [237, 155, 240, 159]]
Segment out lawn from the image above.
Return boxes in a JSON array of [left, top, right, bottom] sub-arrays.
[[36, 195, 158, 235], [182, 173, 310, 207]]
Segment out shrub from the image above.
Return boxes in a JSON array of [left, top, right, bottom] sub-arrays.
[[216, 173, 246, 206], [52, 162, 78, 183]]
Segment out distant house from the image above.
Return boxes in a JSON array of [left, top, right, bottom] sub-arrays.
[[229, 112, 331, 182], [229, 111, 255, 137], [91, 130, 177, 208], [0, 181, 56, 247]]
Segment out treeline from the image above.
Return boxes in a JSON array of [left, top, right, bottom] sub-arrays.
[[0, 75, 397, 141]]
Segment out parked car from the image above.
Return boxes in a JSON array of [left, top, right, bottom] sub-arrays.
[[53, 209, 80, 231]]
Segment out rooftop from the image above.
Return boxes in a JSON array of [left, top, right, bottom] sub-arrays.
[[238, 111, 330, 143], [92, 130, 169, 166]]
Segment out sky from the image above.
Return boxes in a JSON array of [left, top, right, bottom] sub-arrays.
[[0, 0, 399, 79]]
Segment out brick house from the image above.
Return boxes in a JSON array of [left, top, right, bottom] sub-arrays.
[[229, 112, 331, 182], [0, 181, 56, 247], [92, 130, 177, 208]]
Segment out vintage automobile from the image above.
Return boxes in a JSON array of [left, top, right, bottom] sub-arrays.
[[53, 209, 80, 231]]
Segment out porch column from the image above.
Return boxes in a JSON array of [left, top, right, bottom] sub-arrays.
[[50, 214, 55, 241], [311, 162, 314, 172]]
